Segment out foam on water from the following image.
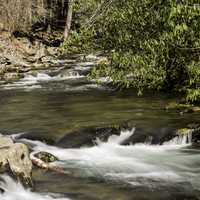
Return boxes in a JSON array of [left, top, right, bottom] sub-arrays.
[[0, 175, 70, 200], [19, 128, 200, 190], [0, 72, 85, 90]]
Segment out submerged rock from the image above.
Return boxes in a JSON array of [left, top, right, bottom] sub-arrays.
[[57, 122, 200, 148], [56, 125, 180, 148], [0, 136, 33, 187], [56, 126, 120, 148], [14, 132, 56, 145], [122, 127, 178, 145]]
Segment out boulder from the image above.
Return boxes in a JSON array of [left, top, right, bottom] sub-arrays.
[[121, 127, 177, 145], [0, 136, 33, 187], [14, 132, 56, 145], [56, 126, 120, 148], [34, 152, 58, 163], [56, 125, 178, 148]]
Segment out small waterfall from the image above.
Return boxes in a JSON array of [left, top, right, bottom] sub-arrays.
[[164, 132, 192, 146], [95, 128, 135, 145]]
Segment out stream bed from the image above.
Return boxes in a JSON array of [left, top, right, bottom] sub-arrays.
[[0, 62, 200, 200]]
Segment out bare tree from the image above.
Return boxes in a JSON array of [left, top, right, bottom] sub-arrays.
[[0, 0, 32, 32], [64, 0, 73, 39], [0, 0, 73, 36]]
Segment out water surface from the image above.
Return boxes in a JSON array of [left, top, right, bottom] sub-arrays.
[[0, 70, 200, 200]]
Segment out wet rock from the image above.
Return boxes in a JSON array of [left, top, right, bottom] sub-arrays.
[[56, 125, 179, 148], [0, 136, 33, 187], [56, 126, 120, 148], [0, 187, 4, 193], [14, 132, 55, 145], [176, 125, 200, 145], [34, 152, 58, 163], [190, 127, 200, 144], [3, 72, 23, 81], [122, 127, 178, 145], [177, 128, 193, 135]]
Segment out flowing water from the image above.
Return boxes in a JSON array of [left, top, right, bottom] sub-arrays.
[[0, 63, 200, 200], [0, 175, 70, 200]]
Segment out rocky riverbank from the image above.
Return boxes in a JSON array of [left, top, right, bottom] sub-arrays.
[[0, 30, 109, 85], [0, 30, 63, 82]]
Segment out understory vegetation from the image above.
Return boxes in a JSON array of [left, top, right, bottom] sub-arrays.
[[0, 0, 199, 102], [62, 0, 200, 103]]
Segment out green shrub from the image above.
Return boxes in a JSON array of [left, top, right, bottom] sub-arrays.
[[63, 0, 200, 102], [60, 28, 97, 54]]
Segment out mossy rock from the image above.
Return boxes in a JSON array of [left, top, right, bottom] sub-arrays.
[[176, 126, 200, 145], [177, 128, 193, 135], [34, 152, 58, 163]]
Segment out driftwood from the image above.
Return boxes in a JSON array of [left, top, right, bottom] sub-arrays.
[[0, 136, 33, 187]]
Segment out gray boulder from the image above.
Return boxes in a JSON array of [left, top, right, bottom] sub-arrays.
[[0, 136, 33, 187]]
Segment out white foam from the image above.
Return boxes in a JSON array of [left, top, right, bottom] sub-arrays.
[[18, 129, 200, 190], [0, 71, 86, 90], [164, 132, 192, 145], [0, 175, 70, 200], [57, 71, 84, 79]]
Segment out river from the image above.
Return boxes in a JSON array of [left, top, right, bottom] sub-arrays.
[[0, 62, 200, 200]]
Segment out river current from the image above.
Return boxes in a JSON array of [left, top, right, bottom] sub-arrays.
[[0, 64, 200, 200]]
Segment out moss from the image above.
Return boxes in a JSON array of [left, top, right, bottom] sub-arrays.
[[177, 128, 193, 135], [35, 152, 58, 163]]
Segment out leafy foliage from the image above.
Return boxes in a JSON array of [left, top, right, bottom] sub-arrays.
[[63, 0, 200, 102], [61, 28, 97, 53]]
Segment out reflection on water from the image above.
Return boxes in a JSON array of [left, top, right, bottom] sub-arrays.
[[0, 89, 200, 139]]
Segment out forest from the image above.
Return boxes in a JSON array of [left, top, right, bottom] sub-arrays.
[[0, 0, 199, 101], [0, 1, 200, 200]]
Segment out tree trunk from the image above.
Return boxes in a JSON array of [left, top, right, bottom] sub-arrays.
[[64, 0, 73, 39]]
